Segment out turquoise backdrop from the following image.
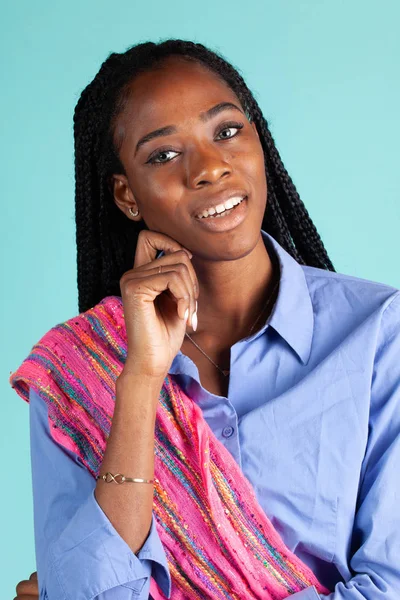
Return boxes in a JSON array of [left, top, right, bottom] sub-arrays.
[[1, 1, 399, 596]]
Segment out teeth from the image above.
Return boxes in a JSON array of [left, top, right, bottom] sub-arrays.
[[198, 196, 245, 219]]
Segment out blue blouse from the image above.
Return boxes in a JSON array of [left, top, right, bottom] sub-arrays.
[[27, 230, 400, 599]]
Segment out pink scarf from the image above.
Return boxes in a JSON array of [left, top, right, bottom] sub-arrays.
[[10, 295, 330, 599]]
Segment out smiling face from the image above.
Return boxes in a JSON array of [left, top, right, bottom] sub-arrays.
[[111, 56, 267, 261]]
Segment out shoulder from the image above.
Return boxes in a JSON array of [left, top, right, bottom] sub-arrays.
[[302, 264, 400, 322], [38, 294, 126, 375], [38, 295, 124, 347], [10, 295, 125, 398], [60, 295, 123, 330]]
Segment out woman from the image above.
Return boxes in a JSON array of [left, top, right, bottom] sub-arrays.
[[11, 39, 400, 599]]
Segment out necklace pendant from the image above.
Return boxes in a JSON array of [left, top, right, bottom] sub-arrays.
[[221, 369, 230, 377]]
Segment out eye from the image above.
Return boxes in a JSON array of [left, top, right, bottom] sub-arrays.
[[146, 121, 244, 166], [216, 122, 244, 140], [146, 149, 179, 165]]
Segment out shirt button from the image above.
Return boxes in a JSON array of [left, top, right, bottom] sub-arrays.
[[222, 426, 234, 438]]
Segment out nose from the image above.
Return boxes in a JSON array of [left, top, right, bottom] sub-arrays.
[[185, 143, 232, 188]]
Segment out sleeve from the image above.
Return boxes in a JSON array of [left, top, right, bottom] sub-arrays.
[[287, 590, 319, 599], [28, 386, 171, 600], [316, 293, 400, 599]]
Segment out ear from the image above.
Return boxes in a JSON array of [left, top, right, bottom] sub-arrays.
[[111, 174, 141, 220]]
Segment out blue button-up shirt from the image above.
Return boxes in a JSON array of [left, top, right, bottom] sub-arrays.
[[27, 230, 400, 599]]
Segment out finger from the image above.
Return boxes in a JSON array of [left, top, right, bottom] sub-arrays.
[[123, 270, 192, 322], [161, 259, 197, 327], [15, 579, 38, 594], [131, 253, 198, 324], [134, 231, 192, 269], [141, 250, 199, 302], [163, 270, 193, 322]]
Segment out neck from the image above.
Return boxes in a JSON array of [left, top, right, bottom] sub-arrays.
[[189, 234, 277, 342]]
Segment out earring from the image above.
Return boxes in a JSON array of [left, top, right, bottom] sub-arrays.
[[129, 207, 140, 218]]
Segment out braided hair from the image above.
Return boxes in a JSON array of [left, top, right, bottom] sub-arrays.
[[74, 38, 334, 314]]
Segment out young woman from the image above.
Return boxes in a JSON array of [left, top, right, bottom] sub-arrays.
[[11, 39, 400, 599]]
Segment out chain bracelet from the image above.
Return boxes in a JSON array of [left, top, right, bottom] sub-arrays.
[[96, 472, 155, 484]]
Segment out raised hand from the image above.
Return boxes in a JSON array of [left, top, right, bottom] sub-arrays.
[[119, 229, 199, 383]]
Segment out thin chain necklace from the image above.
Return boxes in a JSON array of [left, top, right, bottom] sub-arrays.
[[184, 279, 279, 377]]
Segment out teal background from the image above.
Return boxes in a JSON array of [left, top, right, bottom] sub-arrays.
[[1, 0, 399, 596]]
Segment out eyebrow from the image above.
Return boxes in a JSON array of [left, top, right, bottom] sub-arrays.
[[134, 101, 244, 156]]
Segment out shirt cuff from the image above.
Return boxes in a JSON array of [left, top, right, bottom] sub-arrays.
[[136, 512, 172, 598], [289, 587, 320, 599], [45, 488, 171, 599]]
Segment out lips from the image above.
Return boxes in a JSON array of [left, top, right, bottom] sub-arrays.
[[193, 189, 248, 219], [198, 196, 246, 219], [194, 195, 248, 232]]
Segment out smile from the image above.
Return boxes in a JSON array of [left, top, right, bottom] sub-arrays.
[[195, 196, 246, 219], [194, 196, 248, 232]]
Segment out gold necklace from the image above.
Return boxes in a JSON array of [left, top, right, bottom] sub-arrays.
[[184, 280, 279, 377]]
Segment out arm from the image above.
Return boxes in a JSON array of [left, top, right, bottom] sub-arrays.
[[314, 293, 400, 599], [29, 386, 171, 599]]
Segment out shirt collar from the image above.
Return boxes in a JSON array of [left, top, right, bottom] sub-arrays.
[[260, 229, 314, 364], [171, 229, 314, 372]]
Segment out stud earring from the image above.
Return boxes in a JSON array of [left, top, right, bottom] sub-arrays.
[[129, 207, 140, 218]]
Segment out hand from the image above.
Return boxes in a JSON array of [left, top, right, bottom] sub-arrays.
[[119, 230, 199, 383], [14, 571, 39, 599]]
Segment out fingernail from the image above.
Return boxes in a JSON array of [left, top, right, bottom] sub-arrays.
[[192, 311, 198, 331], [184, 308, 189, 322]]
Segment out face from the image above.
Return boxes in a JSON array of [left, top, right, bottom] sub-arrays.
[[112, 56, 267, 261]]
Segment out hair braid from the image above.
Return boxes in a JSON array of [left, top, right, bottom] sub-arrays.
[[73, 38, 335, 313], [259, 121, 334, 269], [74, 117, 102, 309]]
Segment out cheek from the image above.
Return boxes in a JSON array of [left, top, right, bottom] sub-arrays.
[[238, 143, 266, 189], [240, 145, 267, 214], [131, 171, 174, 212], [134, 182, 182, 232], [140, 164, 183, 197], [236, 133, 264, 169]]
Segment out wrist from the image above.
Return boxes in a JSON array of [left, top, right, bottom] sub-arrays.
[[117, 368, 166, 391], [115, 372, 165, 420]]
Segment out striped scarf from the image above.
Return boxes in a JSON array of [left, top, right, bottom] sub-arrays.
[[10, 295, 330, 599]]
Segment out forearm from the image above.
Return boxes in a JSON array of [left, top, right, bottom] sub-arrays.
[[94, 373, 163, 555]]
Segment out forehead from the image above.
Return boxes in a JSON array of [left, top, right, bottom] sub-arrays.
[[114, 58, 241, 147]]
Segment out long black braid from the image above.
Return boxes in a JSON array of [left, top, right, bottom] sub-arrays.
[[74, 39, 335, 314]]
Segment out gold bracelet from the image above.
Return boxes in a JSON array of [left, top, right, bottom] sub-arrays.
[[96, 472, 155, 484]]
